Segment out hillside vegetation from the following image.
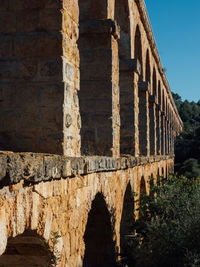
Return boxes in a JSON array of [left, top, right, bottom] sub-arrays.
[[123, 175, 200, 267], [172, 93, 200, 178]]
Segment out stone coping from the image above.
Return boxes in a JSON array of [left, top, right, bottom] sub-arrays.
[[0, 151, 174, 186]]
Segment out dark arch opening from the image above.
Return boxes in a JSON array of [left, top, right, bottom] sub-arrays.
[[140, 176, 146, 194], [120, 183, 136, 267], [115, 0, 131, 59], [78, 0, 115, 156], [166, 165, 168, 178], [0, 230, 54, 267], [145, 49, 151, 84], [134, 25, 143, 81], [158, 81, 161, 106], [166, 98, 168, 115], [120, 182, 135, 253], [83, 193, 116, 267], [162, 167, 164, 177], [139, 176, 147, 219], [115, 0, 133, 156], [153, 67, 157, 96], [163, 90, 166, 112], [157, 168, 161, 186]]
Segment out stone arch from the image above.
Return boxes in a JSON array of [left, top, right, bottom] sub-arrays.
[[120, 182, 135, 256], [162, 167, 164, 177], [152, 67, 157, 96], [79, 0, 108, 21], [134, 25, 143, 80], [140, 176, 146, 194], [115, 0, 131, 59], [139, 176, 147, 218], [0, 230, 54, 267], [157, 168, 161, 185], [83, 193, 116, 266], [145, 49, 151, 84]]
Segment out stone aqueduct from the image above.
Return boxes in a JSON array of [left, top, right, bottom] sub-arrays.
[[0, 0, 182, 266]]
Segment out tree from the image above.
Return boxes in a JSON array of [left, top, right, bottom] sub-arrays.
[[124, 175, 200, 267]]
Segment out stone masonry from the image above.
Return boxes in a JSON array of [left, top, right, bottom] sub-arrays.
[[0, 0, 182, 266]]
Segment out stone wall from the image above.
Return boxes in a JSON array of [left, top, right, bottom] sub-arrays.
[[0, 151, 173, 267], [0, 0, 182, 157], [0, 0, 80, 156]]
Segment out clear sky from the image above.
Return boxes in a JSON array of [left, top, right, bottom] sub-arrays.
[[144, 0, 200, 102]]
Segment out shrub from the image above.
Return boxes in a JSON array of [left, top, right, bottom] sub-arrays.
[[126, 175, 200, 267]]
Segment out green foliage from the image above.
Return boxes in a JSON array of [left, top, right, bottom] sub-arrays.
[[172, 92, 200, 178], [124, 175, 200, 267]]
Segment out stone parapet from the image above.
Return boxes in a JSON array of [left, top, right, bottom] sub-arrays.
[[0, 151, 174, 186]]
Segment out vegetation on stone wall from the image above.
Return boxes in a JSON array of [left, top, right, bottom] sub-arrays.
[[172, 93, 200, 177], [122, 175, 200, 267]]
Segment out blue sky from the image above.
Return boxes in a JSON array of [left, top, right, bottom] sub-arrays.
[[144, 0, 200, 102]]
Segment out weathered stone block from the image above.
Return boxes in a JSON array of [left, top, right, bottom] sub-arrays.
[[14, 32, 62, 58], [120, 59, 141, 75]]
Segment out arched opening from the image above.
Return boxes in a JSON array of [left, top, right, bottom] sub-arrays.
[[78, 0, 119, 156], [149, 67, 157, 155], [157, 168, 161, 186], [145, 49, 151, 84], [163, 90, 166, 112], [140, 176, 146, 195], [162, 167, 164, 177], [158, 81, 161, 106], [0, 230, 54, 266], [83, 193, 116, 267], [136, 26, 149, 156], [115, 0, 131, 59], [156, 80, 162, 155], [115, 0, 133, 155], [120, 183, 135, 256], [139, 176, 147, 219], [152, 67, 157, 96], [134, 25, 143, 81]]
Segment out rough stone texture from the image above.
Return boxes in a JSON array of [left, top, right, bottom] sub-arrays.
[[0, 151, 174, 266], [119, 59, 140, 156], [78, 19, 120, 157], [0, 0, 80, 156]]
